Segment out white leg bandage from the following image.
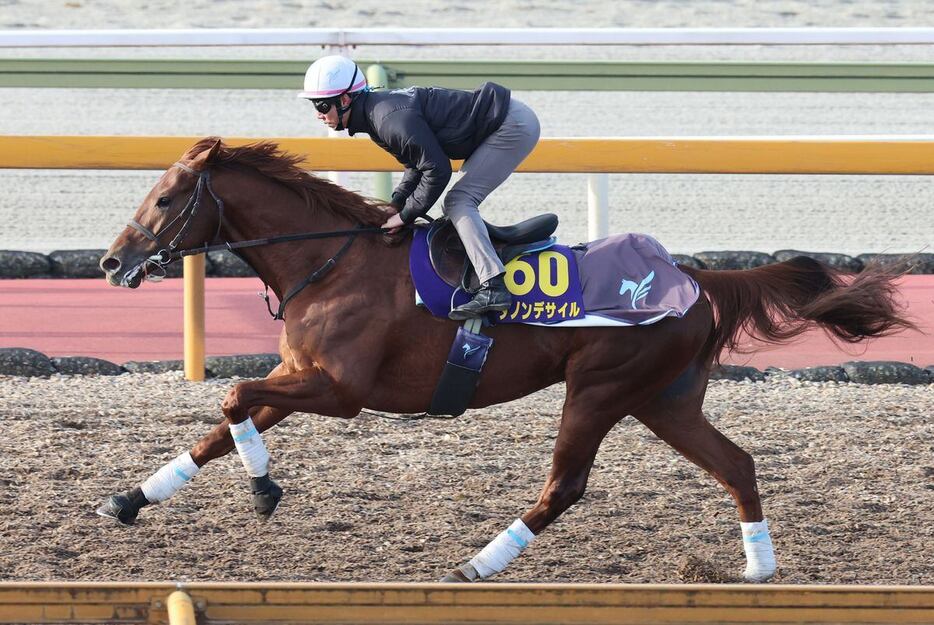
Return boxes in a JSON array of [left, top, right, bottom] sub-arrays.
[[229, 417, 270, 478], [469, 519, 536, 579], [741, 519, 777, 582], [140, 451, 200, 503]]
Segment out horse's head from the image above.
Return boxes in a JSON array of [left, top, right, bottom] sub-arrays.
[[99, 138, 223, 288]]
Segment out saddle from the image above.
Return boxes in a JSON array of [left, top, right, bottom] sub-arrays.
[[427, 213, 559, 291]]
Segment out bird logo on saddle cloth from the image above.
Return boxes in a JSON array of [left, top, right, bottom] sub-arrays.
[[301, 56, 700, 414]]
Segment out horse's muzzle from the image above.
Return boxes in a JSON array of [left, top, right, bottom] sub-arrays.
[[100, 250, 147, 288]]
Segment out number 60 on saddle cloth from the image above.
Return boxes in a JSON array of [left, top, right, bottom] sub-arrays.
[[409, 227, 700, 327]]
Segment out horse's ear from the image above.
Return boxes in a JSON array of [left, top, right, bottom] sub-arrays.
[[189, 138, 222, 171]]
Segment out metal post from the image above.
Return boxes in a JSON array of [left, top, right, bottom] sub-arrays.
[[366, 63, 393, 201], [587, 173, 609, 241], [166, 590, 197, 625], [183, 254, 205, 381]]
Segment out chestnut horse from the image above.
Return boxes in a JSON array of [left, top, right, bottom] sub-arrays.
[[98, 138, 911, 583]]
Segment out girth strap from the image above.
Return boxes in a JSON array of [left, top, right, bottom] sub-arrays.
[[427, 318, 493, 417]]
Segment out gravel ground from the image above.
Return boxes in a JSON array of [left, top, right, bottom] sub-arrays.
[[0, 372, 931, 584], [1, 1, 933, 255]]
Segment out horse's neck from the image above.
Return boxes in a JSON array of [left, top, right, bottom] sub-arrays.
[[215, 169, 366, 300]]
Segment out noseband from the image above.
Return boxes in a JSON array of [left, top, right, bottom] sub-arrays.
[[127, 161, 225, 280]]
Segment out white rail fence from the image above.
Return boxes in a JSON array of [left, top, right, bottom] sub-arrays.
[[3, 27, 934, 47]]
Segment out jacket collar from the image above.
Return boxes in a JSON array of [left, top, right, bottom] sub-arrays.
[[346, 91, 370, 137]]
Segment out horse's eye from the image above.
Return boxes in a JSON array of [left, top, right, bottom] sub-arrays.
[[157, 196, 171, 208]]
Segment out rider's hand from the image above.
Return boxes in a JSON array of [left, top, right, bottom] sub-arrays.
[[381, 212, 406, 234]]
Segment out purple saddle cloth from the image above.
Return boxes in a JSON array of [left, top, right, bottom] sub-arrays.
[[571, 233, 699, 326], [409, 227, 699, 327]]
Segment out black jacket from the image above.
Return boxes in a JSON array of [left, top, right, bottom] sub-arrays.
[[346, 82, 511, 223]]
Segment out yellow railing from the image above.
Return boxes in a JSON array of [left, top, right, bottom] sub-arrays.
[[4, 134, 934, 173], [1, 581, 932, 624], [3, 134, 933, 379]]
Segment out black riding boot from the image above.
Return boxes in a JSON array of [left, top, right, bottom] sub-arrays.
[[449, 274, 512, 320]]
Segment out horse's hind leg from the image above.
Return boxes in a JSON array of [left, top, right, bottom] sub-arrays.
[[440, 308, 711, 583], [440, 333, 694, 583], [441, 391, 621, 583], [633, 371, 776, 582]]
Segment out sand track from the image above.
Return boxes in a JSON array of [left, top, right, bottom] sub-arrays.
[[0, 373, 930, 584]]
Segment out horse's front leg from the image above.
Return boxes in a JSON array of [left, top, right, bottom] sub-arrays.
[[218, 367, 361, 520], [97, 366, 356, 524], [95, 402, 291, 524]]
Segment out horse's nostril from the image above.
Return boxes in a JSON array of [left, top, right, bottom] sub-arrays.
[[101, 256, 121, 272]]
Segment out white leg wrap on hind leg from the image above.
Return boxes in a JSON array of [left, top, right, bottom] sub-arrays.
[[741, 519, 776, 582], [229, 417, 269, 478], [468, 519, 536, 579], [140, 452, 200, 503]]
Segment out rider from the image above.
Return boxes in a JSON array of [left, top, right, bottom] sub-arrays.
[[298, 55, 541, 320]]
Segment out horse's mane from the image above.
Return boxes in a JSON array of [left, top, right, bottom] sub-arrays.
[[189, 136, 393, 229]]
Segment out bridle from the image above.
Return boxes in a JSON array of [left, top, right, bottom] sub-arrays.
[[126, 161, 389, 320], [127, 161, 225, 282]]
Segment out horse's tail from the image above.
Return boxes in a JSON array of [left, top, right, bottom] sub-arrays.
[[679, 256, 917, 364]]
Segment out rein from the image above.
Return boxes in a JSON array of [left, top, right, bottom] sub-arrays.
[[130, 161, 390, 320], [169, 225, 385, 261]]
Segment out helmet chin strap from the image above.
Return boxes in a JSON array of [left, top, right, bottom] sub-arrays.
[[334, 98, 351, 132], [332, 65, 360, 132]]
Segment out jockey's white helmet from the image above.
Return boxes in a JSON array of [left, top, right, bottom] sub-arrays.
[[297, 55, 367, 100]]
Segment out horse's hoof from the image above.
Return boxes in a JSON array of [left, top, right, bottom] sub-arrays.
[[743, 568, 776, 583], [439, 564, 479, 583], [96, 488, 148, 525], [251, 475, 283, 521], [440, 571, 470, 583]]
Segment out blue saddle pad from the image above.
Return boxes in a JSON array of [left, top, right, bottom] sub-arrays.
[[409, 225, 585, 324]]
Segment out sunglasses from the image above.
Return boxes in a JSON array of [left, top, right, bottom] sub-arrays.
[[311, 98, 337, 114]]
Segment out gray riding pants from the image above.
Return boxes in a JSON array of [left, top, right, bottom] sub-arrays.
[[442, 98, 541, 284]]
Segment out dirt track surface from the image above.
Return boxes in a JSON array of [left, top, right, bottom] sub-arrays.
[[0, 373, 931, 585]]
